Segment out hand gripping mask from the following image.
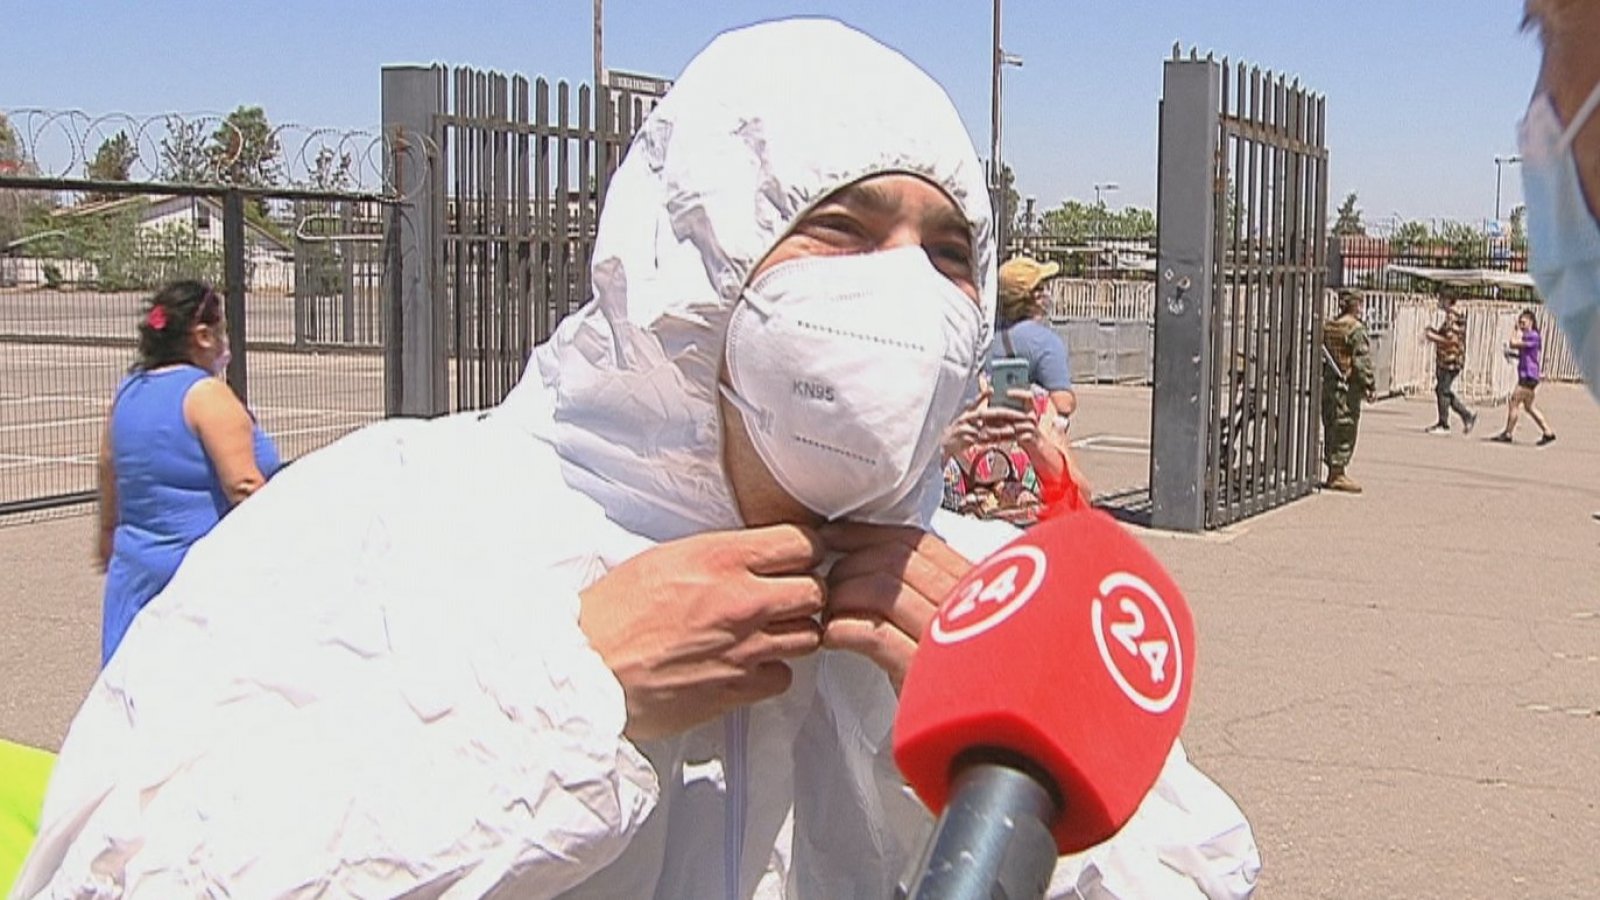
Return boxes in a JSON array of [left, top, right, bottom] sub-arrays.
[[722, 245, 985, 524]]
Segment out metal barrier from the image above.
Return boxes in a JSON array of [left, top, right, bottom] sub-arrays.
[[1151, 50, 1329, 532], [379, 64, 648, 416], [0, 111, 400, 517], [1366, 294, 1580, 404]]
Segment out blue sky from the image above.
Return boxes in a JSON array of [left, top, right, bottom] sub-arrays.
[[2, 0, 1540, 226]]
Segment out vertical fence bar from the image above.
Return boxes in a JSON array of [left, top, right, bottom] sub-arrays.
[[555, 81, 572, 323], [491, 71, 512, 402], [513, 75, 532, 387], [1151, 52, 1221, 533], [1309, 93, 1330, 483], [222, 189, 248, 403], [534, 78, 551, 344], [1247, 67, 1270, 517], [1204, 59, 1231, 528], [1274, 81, 1301, 507], [1238, 67, 1261, 519], [1293, 85, 1315, 493], [578, 83, 595, 320], [1227, 63, 1248, 522]]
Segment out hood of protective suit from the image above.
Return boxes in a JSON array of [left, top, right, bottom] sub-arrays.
[[498, 18, 997, 538]]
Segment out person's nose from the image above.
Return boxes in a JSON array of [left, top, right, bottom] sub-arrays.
[[879, 221, 927, 253]]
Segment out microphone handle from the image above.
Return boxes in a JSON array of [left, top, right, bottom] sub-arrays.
[[901, 758, 1060, 900]]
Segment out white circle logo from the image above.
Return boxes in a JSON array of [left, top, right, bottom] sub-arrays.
[[930, 546, 1047, 645], [1091, 571, 1184, 714]]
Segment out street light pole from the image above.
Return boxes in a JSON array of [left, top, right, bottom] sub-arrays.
[[990, 0, 1004, 253], [989, 0, 1024, 255], [594, 0, 605, 93], [1091, 182, 1120, 279], [1493, 154, 1521, 222]]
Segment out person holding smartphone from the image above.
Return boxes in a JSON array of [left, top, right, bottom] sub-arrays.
[[990, 256, 1077, 424], [939, 373, 1088, 524]]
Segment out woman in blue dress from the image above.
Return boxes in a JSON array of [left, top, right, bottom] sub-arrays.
[[95, 280, 281, 666]]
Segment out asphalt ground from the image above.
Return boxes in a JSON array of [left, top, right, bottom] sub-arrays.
[[0, 289, 385, 510]]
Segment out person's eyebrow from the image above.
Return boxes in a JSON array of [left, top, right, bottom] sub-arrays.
[[828, 178, 975, 249], [922, 204, 974, 245], [831, 180, 902, 217]]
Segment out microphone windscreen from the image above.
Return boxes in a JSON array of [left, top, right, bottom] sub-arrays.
[[894, 509, 1195, 853]]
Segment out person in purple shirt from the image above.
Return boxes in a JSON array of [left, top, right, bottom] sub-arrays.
[[1491, 308, 1557, 445]]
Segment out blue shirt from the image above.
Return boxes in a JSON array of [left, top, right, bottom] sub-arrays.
[[989, 318, 1073, 392], [102, 365, 280, 665]]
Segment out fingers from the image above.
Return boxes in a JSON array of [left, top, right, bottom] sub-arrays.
[[731, 617, 823, 667], [821, 523, 973, 581], [748, 574, 827, 622], [821, 614, 919, 690], [731, 524, 825, 575], [825, 568, 940, 647]]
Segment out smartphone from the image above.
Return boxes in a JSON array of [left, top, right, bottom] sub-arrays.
[[989, 358, 1032, 411]]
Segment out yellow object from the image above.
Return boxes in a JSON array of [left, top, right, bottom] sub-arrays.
[[997, 256, 1061, 303], [0, 738, 54, 897]]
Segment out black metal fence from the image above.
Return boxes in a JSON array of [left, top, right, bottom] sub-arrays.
[[432, 66, 649, 412], [1151, 50, 1329, 532], [0, 112, 399, 517], [1330, 234, 1534, 301]]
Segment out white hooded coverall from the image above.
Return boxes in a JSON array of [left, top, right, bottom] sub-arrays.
[[14, 19, 1259, 900]]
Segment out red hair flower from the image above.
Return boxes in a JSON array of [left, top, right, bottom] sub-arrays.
[[147, 306, 168, 330]]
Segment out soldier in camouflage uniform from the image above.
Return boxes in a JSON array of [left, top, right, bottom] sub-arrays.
[[1322, 290, 1374, 493]]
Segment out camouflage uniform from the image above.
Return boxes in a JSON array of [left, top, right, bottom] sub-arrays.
[[1322, 311, 1373, 489]]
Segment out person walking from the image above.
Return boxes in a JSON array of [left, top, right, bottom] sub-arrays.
[[96, 280, 281, 666], [1423, 291, 1478, 434], [1321, 290, 1374, 492], [1491, 308, 1557, 445]]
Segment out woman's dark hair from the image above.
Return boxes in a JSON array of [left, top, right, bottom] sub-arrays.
[[134, 280, 221, 371], [1520, 308, 1541, 331]]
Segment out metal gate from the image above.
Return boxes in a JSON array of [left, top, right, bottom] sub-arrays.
[[0, 109, 400, 518], [427, 67, 650, 412], [1151, 49, 1329, 531]]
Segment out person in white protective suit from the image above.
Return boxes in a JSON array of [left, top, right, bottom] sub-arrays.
[[13, 19, 1259, 900]]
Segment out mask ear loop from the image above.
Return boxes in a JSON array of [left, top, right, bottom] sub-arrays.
[[1558, 78, 1600, 151], [718, 382, 773, 436]]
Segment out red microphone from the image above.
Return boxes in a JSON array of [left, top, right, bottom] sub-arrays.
[[894, 509, 1196, 899]]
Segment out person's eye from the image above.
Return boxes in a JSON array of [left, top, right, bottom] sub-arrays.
[[799, 213, 869, 243], [929, 243, 974, 275]]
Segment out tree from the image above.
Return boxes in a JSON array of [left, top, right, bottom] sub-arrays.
[[1390, 220, 1431, 255], [993, 162, 1020, 237], [1041, 199, 1098, 243], [159, 116, 212, 183], [307, 146, 355, 192], [1508, 204, 1528, 254], [85, 131, 136, 201], [209, 105, 281, 189], [0, 112, 20, 168], [1439, 220, 1486, 266], [1333, 191, 1365, 237], [1041, 199, 1156, 243], [0, 113, 56, 251], [1114, 206, 1156, 240]]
